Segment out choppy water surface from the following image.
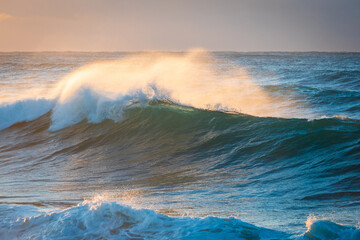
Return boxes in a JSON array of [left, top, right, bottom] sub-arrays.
[[0, 52, 359, 239]]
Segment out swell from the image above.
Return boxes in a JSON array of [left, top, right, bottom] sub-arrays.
[[2, 102, 360, 156], [1, 104, 359, 191]]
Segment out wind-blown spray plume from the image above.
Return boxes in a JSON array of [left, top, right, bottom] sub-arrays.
[[0, 50, 299, 131], [50, 50, 288, 130]]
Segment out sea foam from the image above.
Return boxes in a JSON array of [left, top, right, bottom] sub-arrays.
[[0, 199, 287, 240], [1, 199, 358, 240]]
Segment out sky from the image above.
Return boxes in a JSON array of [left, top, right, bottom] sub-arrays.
[[0, 0, 359, 52]]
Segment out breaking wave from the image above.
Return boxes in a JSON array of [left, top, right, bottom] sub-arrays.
[[1, 51, 359, 239], [0, 50, 308, 131]]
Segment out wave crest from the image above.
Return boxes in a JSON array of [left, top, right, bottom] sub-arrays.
[[51, 50, 282, 130], [0, 98, 53, 130], [0, 50, 308, 131]]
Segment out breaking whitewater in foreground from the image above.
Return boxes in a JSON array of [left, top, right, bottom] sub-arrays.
[[1, 198, 359, 240], [0, 51, 359, 239]]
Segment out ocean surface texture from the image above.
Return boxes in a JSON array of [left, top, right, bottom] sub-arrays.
[[0, 51, 359, 240]]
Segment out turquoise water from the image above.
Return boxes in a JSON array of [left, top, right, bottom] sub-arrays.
[[0, 52, 359, 239]]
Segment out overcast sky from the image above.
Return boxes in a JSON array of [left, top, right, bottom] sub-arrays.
[[0, 0, 359, 51]]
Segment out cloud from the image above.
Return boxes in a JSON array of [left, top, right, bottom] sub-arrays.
[[0, 13, 13, 21]]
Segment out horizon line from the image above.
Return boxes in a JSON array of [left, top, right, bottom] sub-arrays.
[[0, 50, 359, 54]]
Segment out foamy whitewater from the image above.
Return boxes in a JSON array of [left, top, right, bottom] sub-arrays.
[[0, 51, 359, 239]]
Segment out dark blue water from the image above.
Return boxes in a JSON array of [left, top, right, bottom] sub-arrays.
[[0, 52, 359, 239]]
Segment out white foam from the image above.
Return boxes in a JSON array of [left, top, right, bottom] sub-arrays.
[[0, 200, 287, 240]]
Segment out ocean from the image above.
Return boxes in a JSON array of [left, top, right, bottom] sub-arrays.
[[0, 51, 359, 239]]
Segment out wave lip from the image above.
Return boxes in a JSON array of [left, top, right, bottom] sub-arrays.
[[0, 98, 53, 131]]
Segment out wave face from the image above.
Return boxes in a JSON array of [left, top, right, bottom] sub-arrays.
[[0, 52, 359, 239]]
